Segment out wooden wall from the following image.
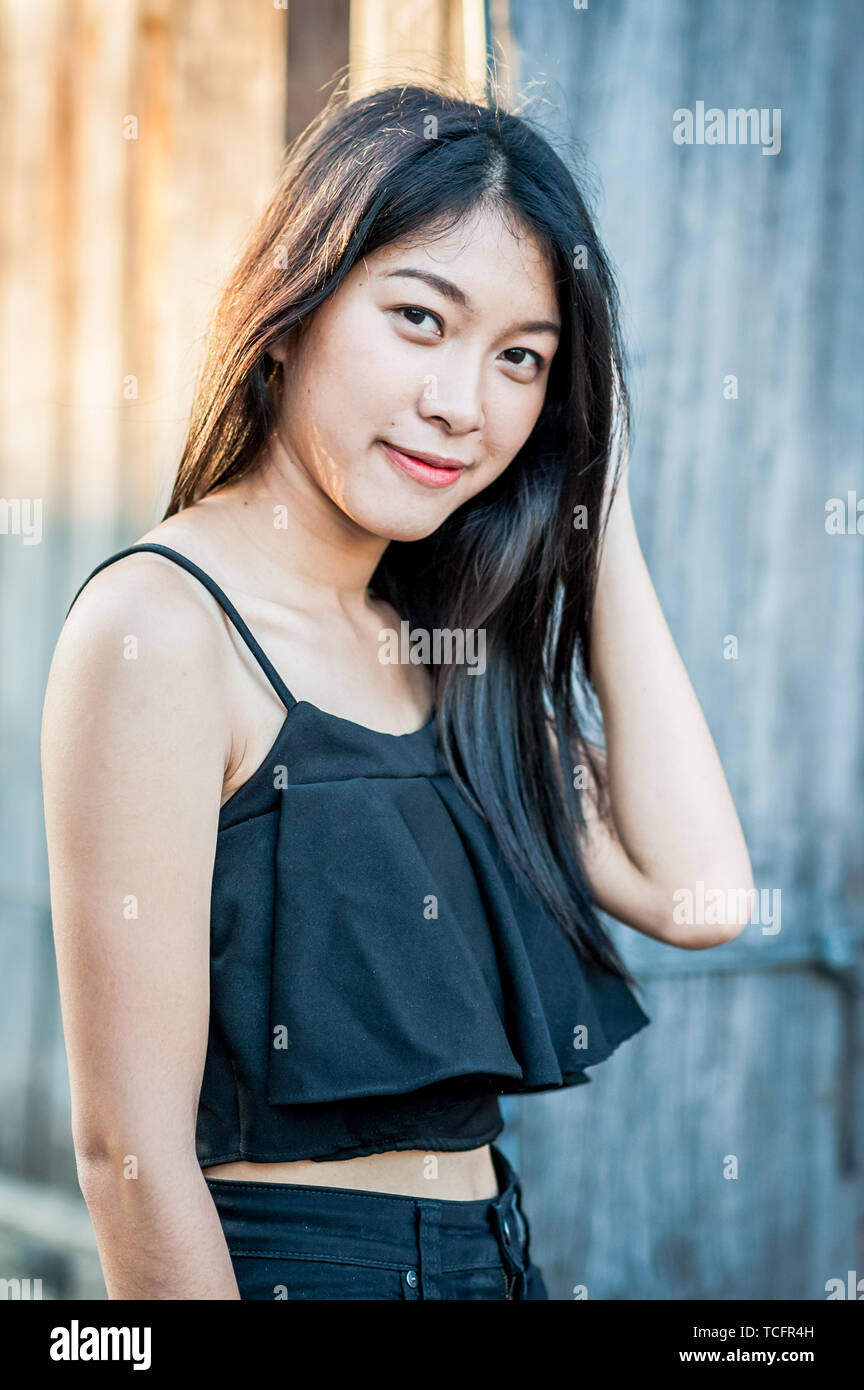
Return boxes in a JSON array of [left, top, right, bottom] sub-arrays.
[[498, 0, 864, 1299], [0, 0, 288, 1184], [350, 0, 487, 95]]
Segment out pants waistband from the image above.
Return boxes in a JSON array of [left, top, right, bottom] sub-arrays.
[[204, 1142, 532, 1299]]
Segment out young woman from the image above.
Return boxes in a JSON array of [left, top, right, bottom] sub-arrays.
[[41, 82, 754, 1300]]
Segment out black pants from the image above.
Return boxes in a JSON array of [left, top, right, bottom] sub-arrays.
[[204, 1143, 549, 1300]]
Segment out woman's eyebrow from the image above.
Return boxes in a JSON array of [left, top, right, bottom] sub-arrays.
[[379, 266, 560, 336], [380, 266, 470, 307]]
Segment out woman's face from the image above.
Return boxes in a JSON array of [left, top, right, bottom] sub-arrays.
[[270, 202, 561, 541]]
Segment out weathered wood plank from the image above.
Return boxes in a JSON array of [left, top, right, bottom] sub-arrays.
[[500, 0, 864, 1299], [0, 0, 287, 1183]]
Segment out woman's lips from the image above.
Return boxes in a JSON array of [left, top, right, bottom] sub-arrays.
[[379, 441, 465, 489]]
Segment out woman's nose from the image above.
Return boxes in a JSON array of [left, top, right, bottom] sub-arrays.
[[416, 367, 485, 436]]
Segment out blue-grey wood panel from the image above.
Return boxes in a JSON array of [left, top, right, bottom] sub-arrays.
[[498, 0, 864, 1299]]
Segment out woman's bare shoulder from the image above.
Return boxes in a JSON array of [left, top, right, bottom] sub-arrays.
[[46, 516, 237, 751], [62, 510, 233, 642]]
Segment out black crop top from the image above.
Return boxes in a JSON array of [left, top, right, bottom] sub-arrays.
[[66, 543, 651, 1165]]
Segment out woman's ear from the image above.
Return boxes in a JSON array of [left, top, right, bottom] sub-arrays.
[[268, 337, 289, 366], [268, 322, 304, 369]]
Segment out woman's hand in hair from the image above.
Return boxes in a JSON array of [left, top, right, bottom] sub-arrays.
[[575, 486, 754, 949]]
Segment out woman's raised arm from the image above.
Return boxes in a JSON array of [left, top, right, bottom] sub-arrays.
[[576, 474, 754, 950]]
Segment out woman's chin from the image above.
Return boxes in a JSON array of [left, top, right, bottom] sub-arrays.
[[340, 499, 451, 544]]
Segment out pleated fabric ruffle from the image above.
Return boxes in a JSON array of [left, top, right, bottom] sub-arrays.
[[200, 702, 650, 1163]]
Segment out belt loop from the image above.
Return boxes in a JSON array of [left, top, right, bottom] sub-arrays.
[[416, 1204, 442, 1300]]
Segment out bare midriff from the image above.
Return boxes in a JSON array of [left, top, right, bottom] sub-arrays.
[[202, 1144, 499, 1200]]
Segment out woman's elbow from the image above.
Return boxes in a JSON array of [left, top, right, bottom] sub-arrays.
[[649, 865, 756, 950]]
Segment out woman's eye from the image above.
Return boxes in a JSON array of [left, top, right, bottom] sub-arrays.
[[394, 308, 543, 374], [502, 347, 543, 371], [397, 305, 442, 333]]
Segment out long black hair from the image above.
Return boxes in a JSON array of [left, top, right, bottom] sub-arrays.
[[163, 80, 637, 986]]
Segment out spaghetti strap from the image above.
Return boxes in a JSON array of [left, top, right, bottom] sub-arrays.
[[65, 543, 298, 713]]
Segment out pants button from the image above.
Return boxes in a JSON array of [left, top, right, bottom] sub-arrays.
[[405, 1269, 418, 1288]]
